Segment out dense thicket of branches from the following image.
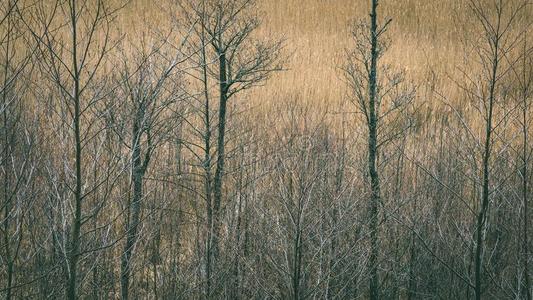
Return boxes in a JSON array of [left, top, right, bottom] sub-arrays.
[[0, 0, 532, 299]]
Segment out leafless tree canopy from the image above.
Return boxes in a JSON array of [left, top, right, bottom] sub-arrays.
[[0, 0, 532, 299]]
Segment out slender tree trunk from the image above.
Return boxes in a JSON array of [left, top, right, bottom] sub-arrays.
[[292, 229, 302, 300], [327, 121, 345, 299], [292, 205, 303, 300], [173, 121, 184, 287], [521, 73, 531, 300], [523, 130, 531, 300], [211, 49, 229, 286], [231, 145, 245, 300], [200, 9, 214, 294], [92, 218, 99, 300], [367, 1, 381, 299], [2, 2, 14, 298], [67, 1, 83, 297], [121, 107, 147, 300], [474, 36, 499, 300], [407, 171, 419, 300]]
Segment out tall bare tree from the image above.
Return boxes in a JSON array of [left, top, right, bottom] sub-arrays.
[[459, 1, 529, 298], [112, 37, 187, 300], [0, 1, 38, 299], [179, 0, 284, 296], [510, 25, 533, 300], [25, 0, 120, 298], [343, 1, 414, 298]]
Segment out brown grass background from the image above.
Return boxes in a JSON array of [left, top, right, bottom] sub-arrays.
[[118, 0, 468, 112]]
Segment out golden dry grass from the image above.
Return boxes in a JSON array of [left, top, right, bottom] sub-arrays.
[[255, 0, 466, 107], [42, 0, 529, 142], [116, 0, 468, 110]]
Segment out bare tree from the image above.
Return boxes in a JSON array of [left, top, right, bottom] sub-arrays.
[[457, 1, 529, 298], [24, 0, 121, 298], [0, 1, 38, 298], [179, 0, 284, 296], [509, 25, 533, 300], [343, 0, 414, 298], [111, 36, 187, 299]]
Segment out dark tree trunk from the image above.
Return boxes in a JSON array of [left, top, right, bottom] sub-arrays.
[[367, 0, 381, 299], [210, 50, 229, 293], [67, 0, 83, 297], [521, 66, 531, 300], [200, 11, 214, 295], [2, 2, 14, 299], [474, 33, 499, 300], [121, 106, 149, 300]]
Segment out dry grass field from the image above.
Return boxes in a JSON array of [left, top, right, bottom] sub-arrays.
[[114, 0, 514, 155], [113, 0, 531, 135], [256, 0, 464, 99], [119, 0, 467, 108]]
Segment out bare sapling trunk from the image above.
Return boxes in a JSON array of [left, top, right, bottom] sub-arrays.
[[343, 1, 414, 298], [367, 1, 381, 299], [66, 1, 83, 297], [120, 108, 150, 300], [116, 41, 185, 299]]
